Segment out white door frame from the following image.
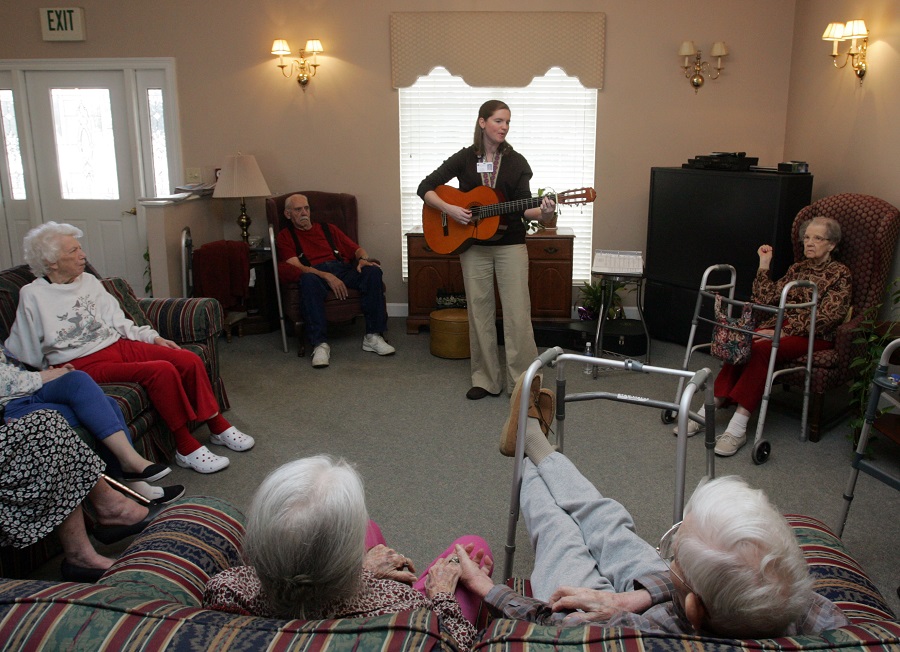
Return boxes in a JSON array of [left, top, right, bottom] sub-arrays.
[[0, 58, 182, 275]]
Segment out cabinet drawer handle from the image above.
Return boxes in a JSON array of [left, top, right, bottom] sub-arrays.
[[544, 247, 559, 254], [423, 245, 434, 252]]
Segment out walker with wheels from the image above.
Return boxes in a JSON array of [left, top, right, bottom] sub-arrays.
[[660, 264, 818, 465]]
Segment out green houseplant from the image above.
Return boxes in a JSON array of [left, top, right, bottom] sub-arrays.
[[847, 278, 900, 438], [577, 279, 626, 321]]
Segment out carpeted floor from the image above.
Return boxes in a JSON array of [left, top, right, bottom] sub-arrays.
[[34, 316, 900, 616]]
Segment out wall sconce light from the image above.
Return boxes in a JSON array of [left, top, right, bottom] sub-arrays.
[[822, 20, 868, 84], [271, 38, 324, 90], [679, 41, 728, 93]]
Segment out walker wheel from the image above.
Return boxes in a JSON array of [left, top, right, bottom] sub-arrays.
[[661, 409, 676, 424], [751, 440, 771, 465]]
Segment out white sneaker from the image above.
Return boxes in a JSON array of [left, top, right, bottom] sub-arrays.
[[362, 333, 396, 356], [672, 419, 703, 437], [175, 446, 230, 473], [714, 431, 747, 457], [311, 343, 331, 368], [209, 426, 255, 451]]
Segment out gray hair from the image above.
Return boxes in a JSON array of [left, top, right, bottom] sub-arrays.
[[676, 476, 812, 638], [22, 221, 83, 277], [800, 216, 842, 249], [242, 455, 369, 619]]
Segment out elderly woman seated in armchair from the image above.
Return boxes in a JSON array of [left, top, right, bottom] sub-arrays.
[[3, 222, 255, 474]]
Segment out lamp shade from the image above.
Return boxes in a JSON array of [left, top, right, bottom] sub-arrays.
[[843, 19, 868, 39], [821, 22, 844, 41], [710, 41, 728, 57], [271, 39, 292, 55], [213, 154, 271, 199], [678, 41, 696, 57], [304, 39, 324, 54]]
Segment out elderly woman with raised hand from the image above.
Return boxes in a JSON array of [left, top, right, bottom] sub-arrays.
[[679, 216, 852, 457], [4, 222, 254, 474], [1, 345, 184, 504], [203, 456, 494, 650], [1, 409, 159, 583]]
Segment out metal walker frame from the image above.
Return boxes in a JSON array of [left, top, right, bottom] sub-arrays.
[[503, 346, 716, 582], [663, 264, 818, 465]]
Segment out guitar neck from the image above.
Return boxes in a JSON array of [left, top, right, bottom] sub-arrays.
[[472, 194, 549, 219]]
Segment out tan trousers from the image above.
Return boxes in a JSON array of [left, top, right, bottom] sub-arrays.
[[460, 244, 537, 394]]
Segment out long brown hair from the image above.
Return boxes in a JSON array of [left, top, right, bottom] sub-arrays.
[[473, 99, 511, 157]]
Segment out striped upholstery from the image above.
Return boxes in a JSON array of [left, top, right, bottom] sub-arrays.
[[0, 265, 227, 579], [0, 504, 895, 652]]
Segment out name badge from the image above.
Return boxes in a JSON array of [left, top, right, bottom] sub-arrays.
[[477, 161, 494, 173]]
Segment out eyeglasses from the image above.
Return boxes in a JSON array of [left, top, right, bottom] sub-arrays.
[[803, 234, 829, 243], [656, 520, 697, 596]]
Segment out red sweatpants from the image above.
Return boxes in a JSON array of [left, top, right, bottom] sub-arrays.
[[714, 334, 832, 413], [69, 339, 219, 434]]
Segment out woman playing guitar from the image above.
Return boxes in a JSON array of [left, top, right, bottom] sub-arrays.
[[417, 99, 556, 401]]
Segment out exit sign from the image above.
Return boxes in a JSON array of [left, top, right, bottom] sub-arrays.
[[40, 7, 86, 41]]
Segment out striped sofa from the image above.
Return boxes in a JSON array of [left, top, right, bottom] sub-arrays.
[[0, 264, 227, 578], [0, 498, 896, 651]]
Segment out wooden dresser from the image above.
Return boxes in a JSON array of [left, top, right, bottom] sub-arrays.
[[406, 227, 574, 333]]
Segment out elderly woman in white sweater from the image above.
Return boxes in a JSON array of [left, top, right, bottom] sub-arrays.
[[4, 222, 254, 474]]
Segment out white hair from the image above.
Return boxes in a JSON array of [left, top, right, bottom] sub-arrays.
[[22, 222, 83, 277], [676, 476, 813, 638], [242, 455, 369, 619]]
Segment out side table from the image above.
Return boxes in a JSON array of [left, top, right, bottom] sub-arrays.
[[591, 272, 651, 366], [240, 249, 279, 335]]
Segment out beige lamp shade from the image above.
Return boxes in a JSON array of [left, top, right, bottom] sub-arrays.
[[843, 19, 868, 39], [304, 39, 324, 54], [678, 40, 697, 57], [710, 41, 728, 57], [271, 39, 292, 55], [821, 23, 844, 41], [213, 154, 271, 199]]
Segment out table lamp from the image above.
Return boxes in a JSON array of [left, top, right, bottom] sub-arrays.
[[213, 153, 271, 243]]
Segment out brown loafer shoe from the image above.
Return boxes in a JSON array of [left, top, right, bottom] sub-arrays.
[[500, 373, 548, 456]]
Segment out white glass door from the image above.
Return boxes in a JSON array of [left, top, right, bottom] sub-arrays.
[[25, 69, 144, 290]]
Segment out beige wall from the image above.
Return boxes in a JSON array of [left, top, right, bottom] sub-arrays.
[[4, 1, 895, 306], [786, 0, 900, 286]]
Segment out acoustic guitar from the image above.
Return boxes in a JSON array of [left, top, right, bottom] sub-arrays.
[[422, 185, 596, 255]]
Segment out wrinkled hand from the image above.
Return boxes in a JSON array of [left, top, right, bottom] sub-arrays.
[[453, 543, 495, 598], [549, 586, 652, 623], [39, 364, 74, 382], [752, 327, 775, 341], [364, 545, 417, 585], [356, 258, 380, 273], [757, 244, 773, 269], [425, 555, 461, 597], [153, 337, 181, 349], [322, 272, 349, 300]]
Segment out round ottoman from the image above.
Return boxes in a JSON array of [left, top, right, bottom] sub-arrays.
[[430, 309, 470, 359]]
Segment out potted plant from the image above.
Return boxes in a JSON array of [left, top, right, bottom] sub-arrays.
[[847, 278, 900, 440], [577, 279, 626, 321]]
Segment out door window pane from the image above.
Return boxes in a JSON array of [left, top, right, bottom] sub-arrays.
[[147, 88, 170, 197], [0, 90, 27, 200], [50, 88, 119, 199]]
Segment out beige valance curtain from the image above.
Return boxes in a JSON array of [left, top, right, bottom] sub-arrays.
[[390, 12, 605, 89]]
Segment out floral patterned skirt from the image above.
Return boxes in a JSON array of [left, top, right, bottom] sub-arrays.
[[0, 409, 104, 548]]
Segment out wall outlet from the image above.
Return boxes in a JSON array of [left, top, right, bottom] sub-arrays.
[[185, 167, 201, 183]]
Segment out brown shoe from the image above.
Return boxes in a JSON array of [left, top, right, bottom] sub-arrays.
[[501, 373, 552, 456], [531, 388, 556, 435]]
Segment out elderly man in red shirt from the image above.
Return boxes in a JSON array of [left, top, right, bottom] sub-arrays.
[[275, 193, 394, 368]]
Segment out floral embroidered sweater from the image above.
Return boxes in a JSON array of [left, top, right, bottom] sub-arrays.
[[4, 273, 160, 368]]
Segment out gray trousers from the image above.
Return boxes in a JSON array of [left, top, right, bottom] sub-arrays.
[[521, 453, 668, 602]]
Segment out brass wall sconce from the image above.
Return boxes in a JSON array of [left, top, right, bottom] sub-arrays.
[[822, 20, 868, 85], [271, 38, 324, 90], [679, 41, 728, 93]]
